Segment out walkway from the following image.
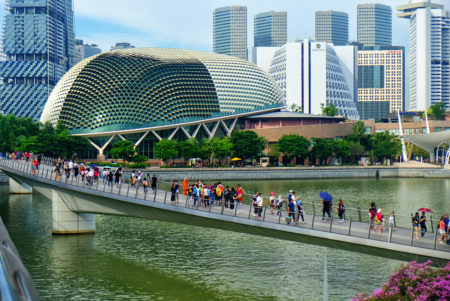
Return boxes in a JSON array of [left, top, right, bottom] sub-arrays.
[[0, 159, 449, 262]]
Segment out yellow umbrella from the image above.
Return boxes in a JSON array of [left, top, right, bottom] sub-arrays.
[[231, 157, 242, 161]]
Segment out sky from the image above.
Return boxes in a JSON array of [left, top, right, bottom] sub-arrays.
[[0, 0, 446, 53]]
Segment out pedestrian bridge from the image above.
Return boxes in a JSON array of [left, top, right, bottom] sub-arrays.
[[0, 159, 449, 263]]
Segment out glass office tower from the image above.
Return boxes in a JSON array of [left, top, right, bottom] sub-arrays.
[[315, 11, 349, 46], [213, 6, 247, 60], [0, 0, 75, 120], [357, 3, 392, 47], [254, 11, 287, 47]]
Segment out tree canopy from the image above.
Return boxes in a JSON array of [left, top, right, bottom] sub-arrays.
[[427, 102, 446, 120], [321, 103, 339, 117], [230, 131, 266, 160], [278, 134, 309, 163], [154, 139, 178, 164]]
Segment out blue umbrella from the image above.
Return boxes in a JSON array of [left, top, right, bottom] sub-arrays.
[[319, 191, 333, 202]]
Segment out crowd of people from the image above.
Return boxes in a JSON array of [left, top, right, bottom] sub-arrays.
[[2, 153, 450, 245]]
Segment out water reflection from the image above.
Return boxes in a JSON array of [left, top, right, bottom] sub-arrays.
[[1, 177, 446, 300]]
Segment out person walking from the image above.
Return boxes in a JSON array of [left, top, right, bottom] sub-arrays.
[[269, 192, 276, 215], [143, 177, 149, 194], [182, 178, 188, 196], [276, 195, 283, 217], [287, 194, 296, 224], [115, 167, 122, 187], [170, 181, 179, 205], [439, 216, 446, 244], [369, 202, 377, 230], [322, 198, 332, 221], [107, 171, 113, 187], [151, 174, 157, 191], [412, 212, 420, 239], [419, 212, 427, 238], [296, 195, 305, 223], [337, 199, 345, 222], [256, 193, 264, 218], [375, 209, 383, 233]]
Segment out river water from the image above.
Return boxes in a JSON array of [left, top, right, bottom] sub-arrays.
[[1, 178, 449, 300]]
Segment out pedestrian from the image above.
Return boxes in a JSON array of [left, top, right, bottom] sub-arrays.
[[296, 195, 305, 223], [102, 168, 108, 184], [170, 181, 178, 205], [215, 182, 223, 206], [256, 193, 263, 218], [182, 178, 188, 196], [287, 194, 296, 224], [439, 216, 446, 243], [115, 167, 122, 187], [252, 191, 259, 216], [130, 170, 136, 187], [322, 198, 332, 221], [276, 195, 283, 216], [337, 199, 345, 222], [269, 192, 276, 214], [143, 177, 149, 194], [151, 174, 157, 191], [388, 212, 395, 231], [412, 212, 420, 239], [236, 184, 245, 204], [193, 184, 199, 207], [107, 171, 113, 187], [369, 202, 377, 230], [418, 212, 427, 237], [375, 209, 383, 233]]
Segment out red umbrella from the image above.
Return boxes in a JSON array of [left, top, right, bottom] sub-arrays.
[[418, 208, 431, 213]]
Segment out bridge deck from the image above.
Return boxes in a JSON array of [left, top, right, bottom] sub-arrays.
[[1, 159, 449, 261]]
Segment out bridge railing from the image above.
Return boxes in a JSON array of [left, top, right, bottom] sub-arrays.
[[0, 159, 448, 253]]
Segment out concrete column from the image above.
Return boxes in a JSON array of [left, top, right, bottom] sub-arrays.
[[429, 152, 435, 163], [52, 190, 95, 235], [9, 178, 32, 194]]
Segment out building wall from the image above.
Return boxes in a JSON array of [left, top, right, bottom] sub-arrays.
[[254, 11, 287, 47], [315, 10, 349, 46], [357, 3, 392, 47], [0, 0, 75, 120], [213, 6, 248, 60], [357, 47, 405, 119]]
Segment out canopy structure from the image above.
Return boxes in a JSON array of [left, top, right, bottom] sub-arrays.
[[402, 130, 450, 163]]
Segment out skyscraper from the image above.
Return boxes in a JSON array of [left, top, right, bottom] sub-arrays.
[[397, 1, 449, 111], [358, 46, 405, 120], [357, 4, 392, 46], [213, 6, 247, 60], [254, 11, 287, 47], [0, 0, 75, 120], [315, 11, 349, 46], [74, 39, 102, 64]]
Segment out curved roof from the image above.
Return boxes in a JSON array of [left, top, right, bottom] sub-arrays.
[[403, 131, 450, 153], [41, 48, 283, 134]]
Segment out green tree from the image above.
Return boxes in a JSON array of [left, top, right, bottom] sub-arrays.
[[333, 139, 351, 163], [211, 137, 233, 164], [371, 132, 402, 163], [348, 141, 365, 163], [230, 131, 266, 160], [311, 138, 335, 165], [198, 138, 213, 163], [154, 139, 178, 165], [277, 134, 310, 164], [178, 138, 199, 162], [427, 102, 446, 120], [321, 103, 339, 116], [267, 143, 280, 164], [109, 140, 135, 165]]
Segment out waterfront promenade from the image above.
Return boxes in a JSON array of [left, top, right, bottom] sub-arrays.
[[0, 159, 449, 262]]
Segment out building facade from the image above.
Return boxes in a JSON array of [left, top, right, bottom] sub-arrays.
[[74, 39, 102, 64], [0, 0, 75, 120], [40, 48, 284, 159], [315, 10, 349, 46], [357, 3, 392, 47], [358, 46, 405, 120], [254, 11, 287, 47], [213, 6, 248, 60], [110, 42, 135, 51], [397, 1, 450, 111], [254, 41, 359, 119]]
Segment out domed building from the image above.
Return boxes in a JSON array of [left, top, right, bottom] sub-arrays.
[[41, 48, 284, 159]]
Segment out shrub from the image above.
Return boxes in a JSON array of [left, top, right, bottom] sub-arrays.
[[353, 260, 450, 301]]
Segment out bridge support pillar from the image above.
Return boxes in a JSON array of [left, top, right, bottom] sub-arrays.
[[9, 177, 32, 194], [52, 190, 95, 235]]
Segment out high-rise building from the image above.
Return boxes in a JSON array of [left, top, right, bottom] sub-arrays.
[[358, 46, 405, 120], [254, 11, 287, 47], [110, 42, 135, 51], [357, 3, 392, 46], [397, 1, 449, 111], [254, 41, 359, 119], [74, 39, 102, 64], [315, 11, 349, 46], [213, 6, 247, 60], [0, 0, 75, 120]]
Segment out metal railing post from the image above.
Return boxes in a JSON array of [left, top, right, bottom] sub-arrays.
[[388, 227, 393, 243], [220, 200, 225, 215], [248, 203, 252, 219], [367, 223, 371, 239], [434, 229, 439, 250], [393, 210, 397, 228], [347, 218, 352, 236], [127, 185, 130, 197], [357, 206, 362, 222], [46, 169, 49, 179], [185, 194, 188, 207], [164, 190, 167, 204], [111, 182, 114, 193], [118, 180, 122, 195], [135, 186, 139, 198], [96, 178, 99, 190], [262, 206, 266, 221], [329, 217, 333, 232], [153, 189, 157, 202], [71, 174, 74, 185], [410, 228, 414, 246], [103, 181, 106, 191], [430, 215, 434, 232], [278, 209, 282, 224]]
